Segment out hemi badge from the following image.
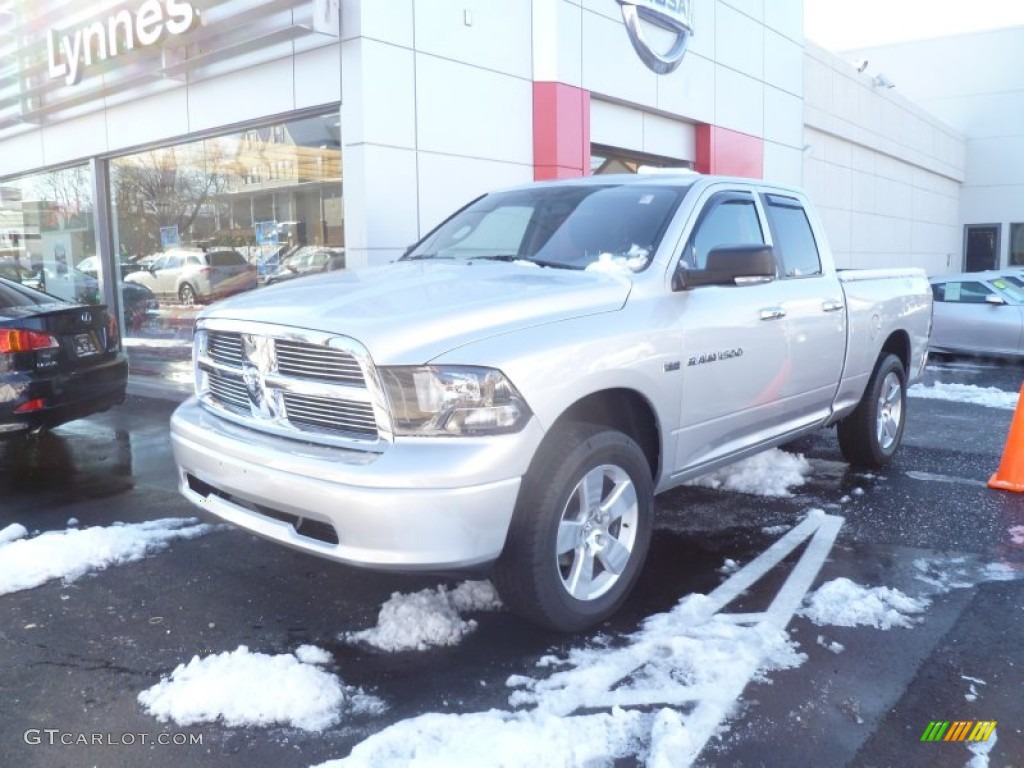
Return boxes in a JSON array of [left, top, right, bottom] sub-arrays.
[[664, 361, 681, 372]]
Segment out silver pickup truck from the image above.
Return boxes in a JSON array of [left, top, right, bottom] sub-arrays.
[[170, 174, 932, 631]]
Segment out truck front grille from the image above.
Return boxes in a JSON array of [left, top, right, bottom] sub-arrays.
[[197, 323, 385, 447]]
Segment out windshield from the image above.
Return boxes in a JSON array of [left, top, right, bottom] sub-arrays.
[[404, 183, 688, 272]]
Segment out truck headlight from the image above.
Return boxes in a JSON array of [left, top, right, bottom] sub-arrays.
[[380, 366, 532, 436]]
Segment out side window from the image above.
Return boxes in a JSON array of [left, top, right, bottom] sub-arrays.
[[932, 281, 994, 303], [765, 196, 822, 277], [687, 194, 765, 269]]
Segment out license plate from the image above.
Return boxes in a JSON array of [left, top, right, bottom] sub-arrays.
[[73, 332, 99, 357]]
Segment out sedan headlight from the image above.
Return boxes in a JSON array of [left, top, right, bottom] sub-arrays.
[[380, 366, 532, 436]]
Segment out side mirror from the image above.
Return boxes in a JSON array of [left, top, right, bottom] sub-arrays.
[[673, 244, 777, 291], [985, 294, 1007, 306]]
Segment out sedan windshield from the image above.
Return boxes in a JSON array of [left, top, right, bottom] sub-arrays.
[[404, 183, 688, 272]]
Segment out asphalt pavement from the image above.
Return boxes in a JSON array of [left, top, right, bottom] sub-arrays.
[[1, 357, 1022, 768]]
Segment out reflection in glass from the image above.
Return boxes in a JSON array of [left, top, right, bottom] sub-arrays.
[[108, 113, 344, 391], [0, 165, 98, 304]]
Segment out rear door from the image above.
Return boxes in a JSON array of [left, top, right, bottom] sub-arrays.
[[760, 193, 846, 422]]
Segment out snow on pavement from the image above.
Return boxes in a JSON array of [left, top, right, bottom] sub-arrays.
[[685, 448, 812, 497], [343, 580, 503, 652], [908, 382, 1018, 409], [0, 518, 212, 596], [0, 522, 28, 545], [798, 577, 929, 629], [139, 644, 384, 731]]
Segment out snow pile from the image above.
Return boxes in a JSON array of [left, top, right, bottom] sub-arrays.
[[138, 645, 384, 731], [798, 577, 929, 629], [0, 518, 212, 596], [584, 245, 650, 276], [686, 449, 812, 497], [1011, 526, 1024, 545], [323, 592, 806, 767], [968, 726, 997, 768], [908, 382, 1018, 410], [0, 523, 28, 545], [314, 708, 649, 768], [344, 580, 503, 652]]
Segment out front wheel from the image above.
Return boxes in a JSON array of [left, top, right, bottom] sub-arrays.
[[837, 353, 907, 468], [493, 423, 654, 632]]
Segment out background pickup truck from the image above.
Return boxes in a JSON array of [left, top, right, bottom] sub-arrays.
[[170, 174, 932, 632]]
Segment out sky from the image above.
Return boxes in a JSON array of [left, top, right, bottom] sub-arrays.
[[803, 0, 1024, 51]]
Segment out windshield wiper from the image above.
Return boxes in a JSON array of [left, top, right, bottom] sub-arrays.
[[400, 253, 452, 261], [468, 255, 583, 270]]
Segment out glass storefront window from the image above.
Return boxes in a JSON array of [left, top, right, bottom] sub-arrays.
[[1010, 223, 1024, 267], [108, 112, 343, 391], [0, 165, 99, 305]]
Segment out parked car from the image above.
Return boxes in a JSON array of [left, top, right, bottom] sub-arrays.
[[0, 259, 45, 291], [264, 247, 345, 285], [76, 255, 147, 280], [0, 277, 127, 437], [124, 248, 257, 306], [170, 174, 932, 632], [929, 271, 1024, 357]]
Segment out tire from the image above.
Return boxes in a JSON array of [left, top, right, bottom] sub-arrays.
[[178, 283, 197, 307], [493, 422, 654, 632], [837, 353, 907, 468]]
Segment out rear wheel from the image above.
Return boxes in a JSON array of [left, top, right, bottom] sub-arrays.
[[837, 353, 906, 467], [178, 283, 197, 307], [494, 422, 654, 632]]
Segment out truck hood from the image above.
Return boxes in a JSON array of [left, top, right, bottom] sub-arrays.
[[200, 261, 631, 364]]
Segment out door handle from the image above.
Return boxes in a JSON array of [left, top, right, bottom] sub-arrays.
[[760, 307, 786, 321], [822, 299, 844, 312]]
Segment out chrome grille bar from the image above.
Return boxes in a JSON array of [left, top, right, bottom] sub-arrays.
[[207, 331, 244, 367], [283, 393, 377, 436], [275, 339, 364, 385]]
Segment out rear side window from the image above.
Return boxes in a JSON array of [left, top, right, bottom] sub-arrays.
[[208, 250, 247, 267], [764, 195, 822, 277]]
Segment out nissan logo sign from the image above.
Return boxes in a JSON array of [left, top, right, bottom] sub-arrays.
[[617, 0, 694, 74]]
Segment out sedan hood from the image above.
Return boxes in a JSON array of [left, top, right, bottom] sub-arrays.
[[199, 261, 631, 364]]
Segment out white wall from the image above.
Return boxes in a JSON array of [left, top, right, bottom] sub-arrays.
[[803, 43, 965, 273], [846, 28, 1024, 268], [341, 1, 536, 268]]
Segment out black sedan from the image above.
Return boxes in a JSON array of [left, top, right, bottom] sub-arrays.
[[1, 277, 128, 437]]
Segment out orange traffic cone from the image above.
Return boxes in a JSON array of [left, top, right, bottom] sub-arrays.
[[989, 382, 1024, 492]]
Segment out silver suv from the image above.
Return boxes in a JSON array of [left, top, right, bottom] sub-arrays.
[[125, 248, 256, 306]]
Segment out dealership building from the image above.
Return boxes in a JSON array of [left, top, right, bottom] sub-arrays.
[[0, 0, 1016, 392]]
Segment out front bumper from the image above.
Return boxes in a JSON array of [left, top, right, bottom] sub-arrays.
[[170, 398, 544, 570]]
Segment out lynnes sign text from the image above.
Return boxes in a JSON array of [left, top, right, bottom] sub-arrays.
[[47, 0, 199, 87]]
